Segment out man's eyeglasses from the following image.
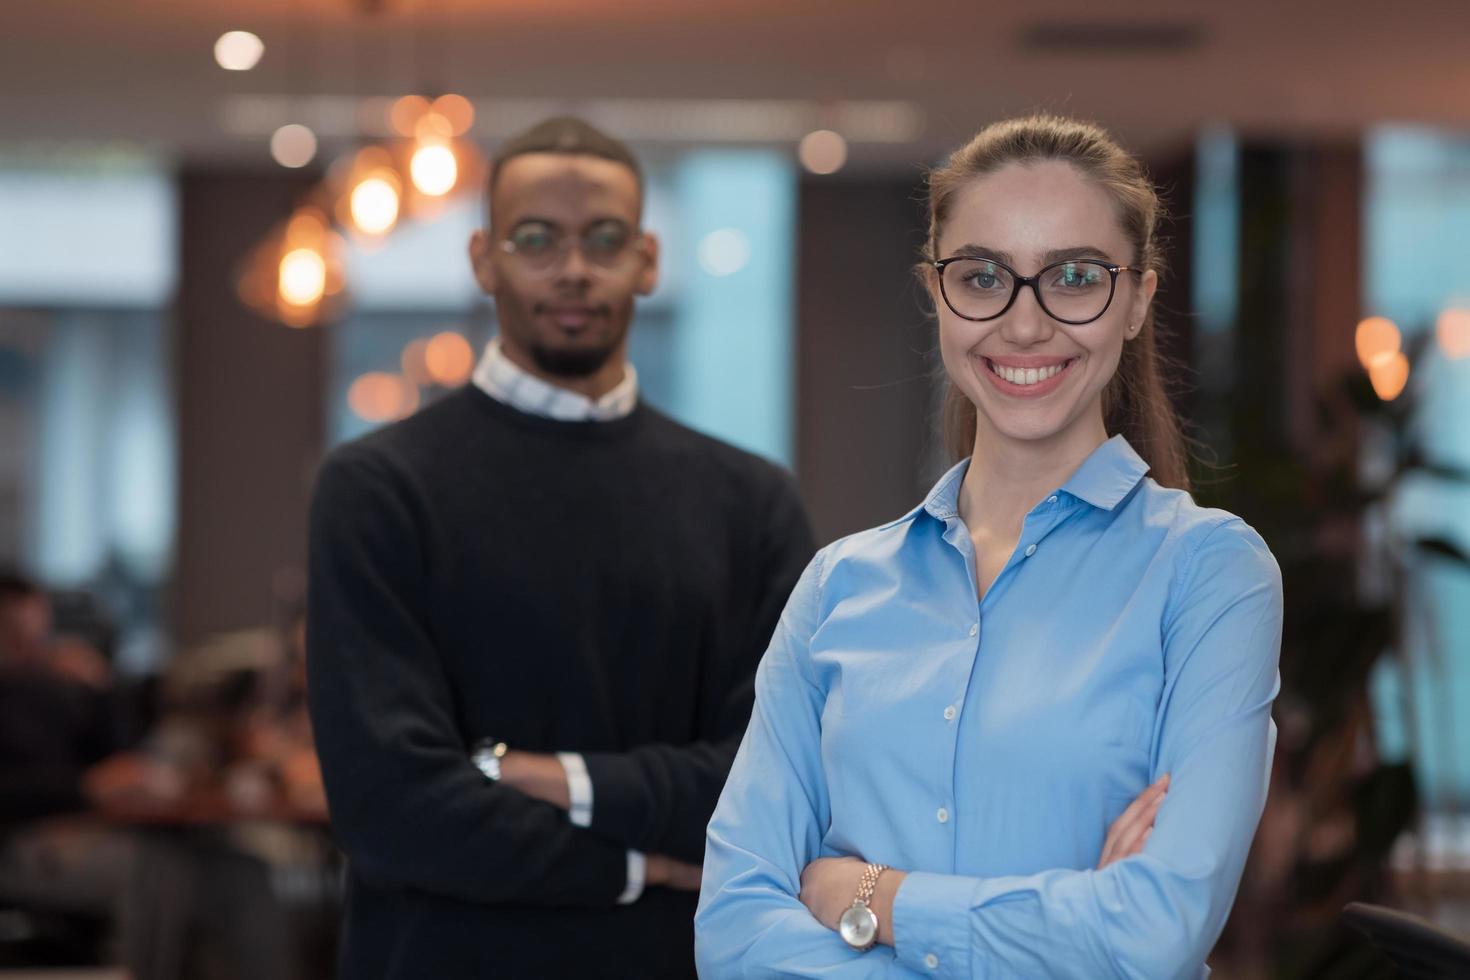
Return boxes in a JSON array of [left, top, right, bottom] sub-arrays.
[[932, 255, 1143, 325], [499, 219, 643, 275]]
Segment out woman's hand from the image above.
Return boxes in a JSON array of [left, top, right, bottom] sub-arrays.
[[798, 856, 869, 930], [1097, 773, 1169, 869]]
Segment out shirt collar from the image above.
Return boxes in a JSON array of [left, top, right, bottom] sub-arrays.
[[472, 336, 639, 422], [916, 434, 1151, 524]]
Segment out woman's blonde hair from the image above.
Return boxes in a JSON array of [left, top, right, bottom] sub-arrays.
[[926, 114, 1190, 491]]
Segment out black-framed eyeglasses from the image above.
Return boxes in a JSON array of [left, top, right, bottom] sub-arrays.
[[932, 255, 1143, 325], [499, 218, 644, 276]]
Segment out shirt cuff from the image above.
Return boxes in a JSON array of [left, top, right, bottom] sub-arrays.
[[891, 871, 978, 978], [617, 850, 646, 905], [556, 751, 594, 828]]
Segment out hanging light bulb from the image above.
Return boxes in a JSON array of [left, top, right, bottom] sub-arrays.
[[411, 143, 458, 196], [279, 248, 327, 306], [350, 172, 400, 235], [236, 205, 345, 328]]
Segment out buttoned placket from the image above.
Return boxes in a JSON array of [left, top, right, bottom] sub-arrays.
[[927, 491, 1076, 868]]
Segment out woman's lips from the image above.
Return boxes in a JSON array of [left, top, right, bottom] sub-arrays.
[[979, 355, 1079, 397]]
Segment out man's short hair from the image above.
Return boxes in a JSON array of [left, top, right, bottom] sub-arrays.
[[487, 116, 643, 204]]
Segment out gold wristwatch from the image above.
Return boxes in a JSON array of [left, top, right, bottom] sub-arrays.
[[838, 863, 889, 951]]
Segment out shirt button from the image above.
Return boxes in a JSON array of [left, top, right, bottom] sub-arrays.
[[1024, 544, 1037, 557], [936, 807, 949, 823], [968, 623, 978, 637], [1048, 495, 1058, 505], [943, 705, 957, 721], [925, 953, 940, 969]]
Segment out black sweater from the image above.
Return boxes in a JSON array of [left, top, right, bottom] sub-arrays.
[[306, 387, 814, 979]]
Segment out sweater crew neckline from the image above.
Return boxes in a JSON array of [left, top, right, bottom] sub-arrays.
[[463, 383, 651, 440]]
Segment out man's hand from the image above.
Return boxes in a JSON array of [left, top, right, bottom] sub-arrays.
[[497, 751, 571, 810], [1097, 773, 1169, 869], [646, 854, 703, 891]]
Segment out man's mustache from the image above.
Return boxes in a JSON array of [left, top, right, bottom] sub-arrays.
[[532, 302, 612, 317]]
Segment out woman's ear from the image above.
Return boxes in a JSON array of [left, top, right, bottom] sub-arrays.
[[468, 230, 498, 295], [1127, 268, 1159, 339]]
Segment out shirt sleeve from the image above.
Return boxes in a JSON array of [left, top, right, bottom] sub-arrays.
[[695, 549, 927, 978], [889, 518, 1284, 979], [579, 469, 816, 863], [306, 444, 632, 908]]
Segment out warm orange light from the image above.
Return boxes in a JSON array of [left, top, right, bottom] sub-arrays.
[[431, 94, 475, 136], [401, 338, 433, 386], [410, 143, 458, 196], [348, 373, 420, 423], [285, 209, 328, 248], [1355, 316, 1401, 371], [278, 248, 327, 307], [1437, 308, 1470, 360], [414, 112, 455, 143], [390, 95, 431, 137], [1367, 351, 1410, 401], [350, 171, 401, 235], [425, 332, 474, 386]]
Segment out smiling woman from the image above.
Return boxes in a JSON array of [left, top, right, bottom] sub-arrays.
[[696, 115, 1284, 979]]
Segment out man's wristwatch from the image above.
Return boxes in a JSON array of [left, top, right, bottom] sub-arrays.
[[838, 863, 889, 951], [471, 738, 509, 781]]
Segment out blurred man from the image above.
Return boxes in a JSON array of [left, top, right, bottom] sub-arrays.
[[308, 117, 814, 979]]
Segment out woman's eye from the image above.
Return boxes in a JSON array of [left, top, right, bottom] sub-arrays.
[[1056, 263, 1101, 288], [963, 264, 1004, 289]]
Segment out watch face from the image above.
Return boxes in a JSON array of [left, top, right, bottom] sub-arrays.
[[838, 904, 878, 949]]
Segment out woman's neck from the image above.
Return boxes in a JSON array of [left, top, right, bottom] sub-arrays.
[[957, 413, 1108, 538]]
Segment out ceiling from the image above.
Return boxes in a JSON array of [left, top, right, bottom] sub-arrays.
[[3, 0, 1468, 172]]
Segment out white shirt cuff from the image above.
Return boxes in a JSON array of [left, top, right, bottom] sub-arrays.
[[556, 752, 594, 828], [617, 850, 646, 905]]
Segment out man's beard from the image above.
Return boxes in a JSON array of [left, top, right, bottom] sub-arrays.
[[526, 340, 619, 379], [521, 299, 628, 379]]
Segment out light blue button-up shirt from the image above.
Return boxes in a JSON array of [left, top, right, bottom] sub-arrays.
[[695, 435, 1283, 979]]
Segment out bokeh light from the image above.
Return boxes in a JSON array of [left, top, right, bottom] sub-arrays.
[[390, 95, 432, 138], [798, 129, 848, 175], [350, 172, 401, 236], [214, 31, 265, 71], [1367, 350, 1410, 401], [401, 338, 432, 386], [1436, 308, 1470, 360], [411, 144, 458, 196], [1354, 316, 1401, 371], [348, 373, 420, 423], [278, 248, 326, 308], [698, 228, 751, 277], [425, 331, 474, 386], [432, 94, 476, 136], [270, 124, 318, 169]]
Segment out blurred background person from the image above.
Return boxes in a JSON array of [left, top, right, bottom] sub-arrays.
[[308, 116, 814, 980]]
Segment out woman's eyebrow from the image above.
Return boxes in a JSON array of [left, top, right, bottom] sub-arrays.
[[948, 244, 1013, 263], [1041, 245, 1113, 263], [944, 244, 1115, 264]]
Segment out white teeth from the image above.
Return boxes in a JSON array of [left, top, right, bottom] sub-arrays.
[[989, 359, 1068, 386]]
